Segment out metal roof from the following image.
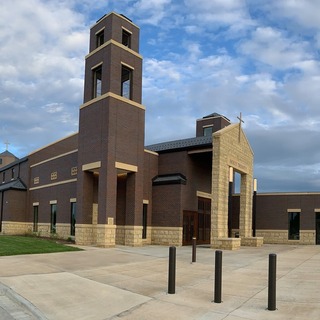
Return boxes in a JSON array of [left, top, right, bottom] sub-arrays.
[[0, 178, 27, 192], [146, 136, 212, 153], [152, 173, 187, 186]]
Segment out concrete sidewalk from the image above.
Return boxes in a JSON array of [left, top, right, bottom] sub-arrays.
[[0, 244, 319, 319]]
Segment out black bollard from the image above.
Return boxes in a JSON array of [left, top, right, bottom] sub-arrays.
[[214, 250, 223, 303], [268, 253, 277, 311], [192, 237, 197, 263], [168, 246, 176, 294]]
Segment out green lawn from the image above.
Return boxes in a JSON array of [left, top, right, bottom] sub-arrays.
[[0, 236, 83, 256]]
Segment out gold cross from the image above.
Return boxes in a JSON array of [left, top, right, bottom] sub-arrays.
[[4, 140, 10, 151], [237, 112, 244, 142]]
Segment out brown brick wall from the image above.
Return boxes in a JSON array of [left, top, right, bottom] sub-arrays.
[[1, 190, 27, 222], [232, 193, 320, 231], [196, 116, 230, 137], [28, 134, 78, 166], [152, 184, 184, 227], [89, 13, 140, 54], [30, 152, 78, 188], [0, 159, 29, 185]]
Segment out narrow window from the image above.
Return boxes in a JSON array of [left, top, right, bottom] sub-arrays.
[[203, 126, 213, 137], [70, 202, 76, 236], [142, 203, 147, 239], [122, 30, 131, 48], [288, 212, 300, 240], [92, 66, 102, 98], [11, 168, 15, 179], [121, 66, 132, 99], [2, 172, 5, 183], [96, 30, 104, 48], [0, 158, 2, 165], [33, 206, 38, 232], [50, 204, 57, 234]]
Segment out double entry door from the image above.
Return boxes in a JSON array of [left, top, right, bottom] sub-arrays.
[[183, 211, 210, 245]]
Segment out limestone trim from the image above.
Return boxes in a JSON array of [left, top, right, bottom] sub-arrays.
[[143, 199, 149, 204], [30, 149, 78, 167], [90, 12, 140, 31], [315, 209, 320, 213], [121, 26, 132, 34], [29, 133, 78, 156], [196, 191, 211, 199], [29, 179, 77, 191], [85, 39, 142, 60], [33, 202, 39, 206], [188, 148, 212, 154], [82, 161, 101, 171], [91, 62, 103, 70], [94, 26, 105, 35], [115, 161, 138, 172], [121, 61, 134, 70], [80, 92, 146, 111], [144, 149, 158, 156], [70, 198, 76, 202], [49, 200, 57, 204], [287, 209, 301, 212]]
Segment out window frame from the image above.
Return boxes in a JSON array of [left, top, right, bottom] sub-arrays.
[[96, 29, 104, 48], [121, 65, 133, 100], [122, 29, 131, 48], [33, 205, 39, 232], [288, 211, 300, 240], [92, 65, 102, 99], [50, 203, 57, 234], [70, 201, 76, 236], [142, 203, 147, 239], [203, 126, 213, 137]]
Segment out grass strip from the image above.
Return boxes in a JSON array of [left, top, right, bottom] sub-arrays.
[[0, 236, 82, 256]]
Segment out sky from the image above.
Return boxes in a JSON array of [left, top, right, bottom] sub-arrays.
[[1, 0, 320, 193]]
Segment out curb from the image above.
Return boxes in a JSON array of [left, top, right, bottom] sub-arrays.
[[0, 283, 48, 320]]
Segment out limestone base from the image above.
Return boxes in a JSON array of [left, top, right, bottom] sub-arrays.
[[151, 227, 183, 246], [241, 237, 264, 247], [96, 224, 116, 248], [75, 224, 96, 245], [116, 225, 143, 246], [1, 221, 32, 235], [211, 237, 241, 250], [257, 230, 315, 245]]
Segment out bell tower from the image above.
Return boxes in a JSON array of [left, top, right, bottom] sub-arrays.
[[76, 12, 145, 247]]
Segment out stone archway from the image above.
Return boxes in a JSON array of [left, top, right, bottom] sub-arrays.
[[211, 123, 263, 250]]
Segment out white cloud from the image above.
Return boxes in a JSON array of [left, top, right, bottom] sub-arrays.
[[239, 27, 311, 69], [128, 0, 172, 25], [0, 0, 87, 156], [1, 0, 320, 192]]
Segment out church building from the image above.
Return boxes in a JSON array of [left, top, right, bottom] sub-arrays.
[[1, 12, 320, 248]]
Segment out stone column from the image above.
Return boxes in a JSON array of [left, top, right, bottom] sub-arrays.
[[239, 173, 253, 238]]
